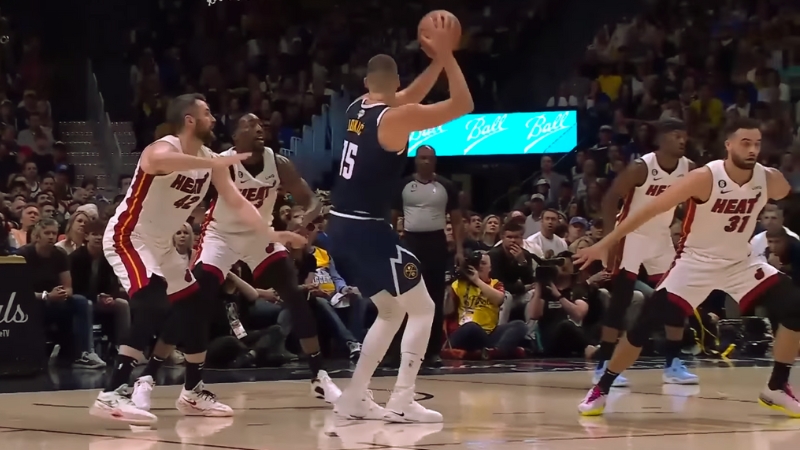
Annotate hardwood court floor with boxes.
[1,366,800,449]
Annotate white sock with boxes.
[395,281,434,391]
[343,291,405,396]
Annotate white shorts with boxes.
[103,232,196,300]
[656,253,780,314]
[194,228,288,280]
[613,232,674,281]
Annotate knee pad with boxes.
[627,289,685,347]
[762,276,800,332]
[603,273,637,330]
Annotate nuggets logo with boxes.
[403,263,419,280]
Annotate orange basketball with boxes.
[418,10,461,52]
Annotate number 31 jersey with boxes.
[106,135,214,243]
[204,146,281,234]
[679,159,767,264]
[330,97,407,218]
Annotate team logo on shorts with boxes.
[755,268,764,280]
[403,263,419,280]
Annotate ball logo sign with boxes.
[407,111,577,157]
[0,292,29,338]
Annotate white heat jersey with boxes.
[679,160,768,263]
[106,135,214,242]
[204,147,281,234]
[619,153,691,238]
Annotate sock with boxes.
[395,313,431,391]
[768,362,792,391]
[595,341,616,368]
[185,362,204,390]
[663,339,683,368]
[346,313,403,395]
[308,352,323,379]
[597,369,620,395]
[104,355,137,392]
[141,355,164,378]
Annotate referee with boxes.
[392,145,463,367]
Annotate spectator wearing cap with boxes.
[534,178,550,201]
[566,216,589,246]
[523,193,545,238]
[524,209,568,258]
[392,145,462,367]
[538,156,567,203]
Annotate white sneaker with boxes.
[132,375,155,411]
[311,370,342,403]
[578,386,607,416]
[383,387,442,423]
[74,352,107,369]
[175,382,233,417]
[89,385,157,425]
[334,390,386,420]
[758,385,800,418]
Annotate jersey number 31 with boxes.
[338,140,358,180]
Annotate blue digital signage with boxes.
[406,111,577,157]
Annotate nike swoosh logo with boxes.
[721,190,732,194]
[391,411,405,417]
[186,400,197,406]
[239,180,249,184]
[653,177,662,181]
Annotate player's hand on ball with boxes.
[213,152,251,168]
[419,15,456,57]
[275,231,307,249]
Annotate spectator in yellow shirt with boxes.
[597,65,622,102]
[690,84,724,128]
[446,251,528,358]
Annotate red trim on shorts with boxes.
[252,249,289,280]
[191,198,217,268]
[667,292,694,316]
[656,199,697,290]
[168,282,200,303]
[610,192,634,276]
[647,273,665,285]
[739,273,780,315]
[112,168,155,297]
[201,262,226,284]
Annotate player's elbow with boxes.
[455,96,474,115]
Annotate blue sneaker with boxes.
[662,359,699,385]
[591,361,630,388]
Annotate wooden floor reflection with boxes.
[1,366,800,449]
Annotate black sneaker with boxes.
[424,354,443,368]
[347,341,362,362]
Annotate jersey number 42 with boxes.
[338,140,358,180]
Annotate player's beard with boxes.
[195,126,215,145]
[730,152,756,170]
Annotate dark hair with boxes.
[367,54,397,74]
[468,211,481,220]
[501,221,524,235]
[117,174,133,189]
[766,227,788,239]
[723,117,761,138]
[167,93,207,130]
[542,208,561,219]
[41,173,55,182]
[591,218,604,229]
[39,200,54,208]
[23,159,37,168]
[23,202,39,211]
[82,176,97,188]
[84,219,106,235]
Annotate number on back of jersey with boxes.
[339,140,358,179]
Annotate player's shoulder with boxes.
[145,135,180,153]
[218,147,235,157]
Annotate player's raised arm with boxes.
[766,167,791,201]
[275,154,321,226]
[395,60,444,106]
[601,159,647,237]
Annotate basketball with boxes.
[418,10,461,52]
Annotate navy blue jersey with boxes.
[330,98,407,218]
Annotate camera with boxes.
[456,250,484,280]
[530,253,567,285]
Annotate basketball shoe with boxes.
[662,359,699,385]
[578,386,607,416]
[90,384,158,425]
[311,370,342,403]
[758,385,800,418]
[333,390,386,420]
[383,386,443,423]
[175,382,233,417]
[592,361,629,388]
[131,375,155,411]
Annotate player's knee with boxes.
[401,282,435,317]
[627,289,681,347]
[765,276,800,332]
[129,276,170,324]
[603,273,637,330]
[193,263,225,290]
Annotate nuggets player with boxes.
[327,14,473,423]
[576,118,800,417]
[191,113,340,400]
[91,94,289,424]
[594,119,698,387]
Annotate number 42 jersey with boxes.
[330,98,407,218]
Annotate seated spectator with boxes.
[765,228,800,284]
[22,160,41,196]
[56,210,91,254]
[39,200,56,222]
[16,112,54,150]
[464,212,490,251]
[446,251,527,358]
[69,220,131,347]
[173,223,193,268]
[551,181,575,215]
[17,218,105,368]
[524,209,568,257]
[480,215,501,249]
[577,180,603,222]
[588,219,604,241]
[0,211,13,255]
[566,217,589,246]
[751,204,798,262]
[523,194,545,238]
[10,203,39,248]
[526,251,593,357]
[488,221,535,324]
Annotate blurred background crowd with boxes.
[1,0,800,373]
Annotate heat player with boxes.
[91,94,294,425]
[327,16,473,423]
[192,113,340,400]
[594,119,698,387]
[576,118,800,418]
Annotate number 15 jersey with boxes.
[679,160,767,264]
[330,98,407,218]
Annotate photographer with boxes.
[526,251,594,357]
[446,251,527,358]
[488,221,535,324]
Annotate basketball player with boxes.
[327,16,473,423]
[90,94,304,424]
[594,119,698,387]
[576,118,800,417]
